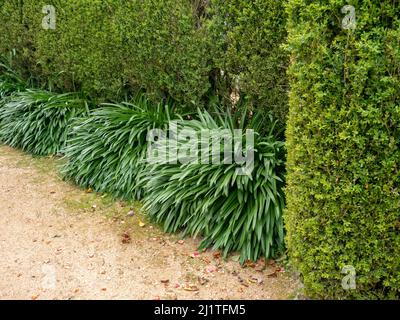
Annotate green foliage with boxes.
[61,95,176,200]
[141,109,285,262]
[0,90,88,155]
[0,0,288,119]
[32,0,123,97]
[285,0,400,299]
[0,1,36,77]
[207,0,289,123]
[116,0,212,106]
[0,62,26,100]
[0,0,211,104]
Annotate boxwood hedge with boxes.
[285,0,400,299]
[0,0,288,119]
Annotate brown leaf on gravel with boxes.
[213,252,221,259]
[161,279,170,284]
[266,270,278,278]
[138,221,146,228]
[201,257,211,264]
[31,294,39,300]
[237,277,249,287]
[249,275,264,285]
[198,276,209,286]
[121,232,131,244]
[244,260,256,268]
[183,284,199,292]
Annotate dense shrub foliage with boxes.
[61,96,176,200]
[0,90,88,155]
[208,0,288,123]
[0,2,35,78]
[116,0,211,106]
[285,0,400,299]
[0,0,288,119]
[0,60,26,100]
[141,110,286,262]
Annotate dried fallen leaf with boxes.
[266,270,278,278]
[238,278,249,287]
[249,275,264,285]
[121,232,131,244]
[161,279,170,284]
[177,240,185,245]
[183,284,199,292]
[198,277,209,286]
[255,261,267,272]
[244,260,256,268]
[213,252,221,259]
[31,294,39,300]
[201,257,211,264]
[138,221,146,228]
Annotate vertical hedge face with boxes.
[285,0,400,298]
[207,0,288,123]
[0,0,288,119]
[0,0,211,104]
[0,0,36,76]
[116,0,212,106]
[22,0,123,98]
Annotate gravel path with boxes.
[0,145,298,300]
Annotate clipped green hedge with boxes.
[116,0,211,106]
[0,1,37,77]
[285,0,400,299]
[8,0,123,98]
[208,0,289,123]
[0,0,211,105]
[0,0,288,118]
